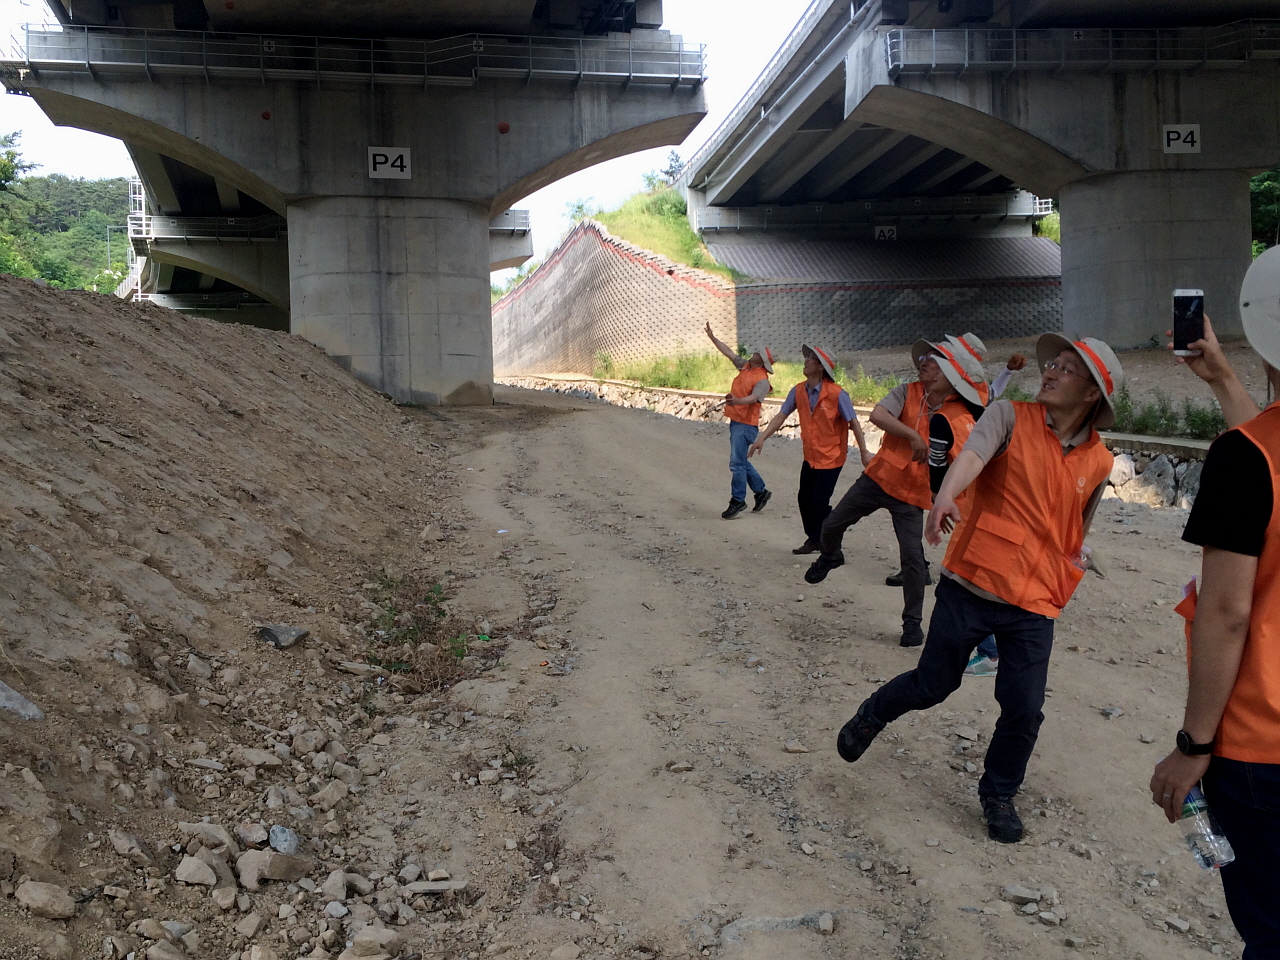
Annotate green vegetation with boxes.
[1253,164,1280,253]
[1033,209,1060,244]
[0,133,131,290]
[1111,383,1227,441]
[596,186,744,280]
[592,350,900,407]
[491,260,537,304]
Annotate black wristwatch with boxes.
[1176,730,1215,756]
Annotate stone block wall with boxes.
[492,220,1062,374]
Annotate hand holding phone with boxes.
[1173,290,1205,356]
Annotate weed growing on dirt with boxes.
[592,352,899,405]
[1111,384,1227,440]
[361,571,505,695]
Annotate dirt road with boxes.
[0,274,1242,959]
[411,386,1237,959]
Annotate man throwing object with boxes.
[835,334,1121,844]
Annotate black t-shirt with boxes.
[1182,429,1274,557]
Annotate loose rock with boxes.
[258,624,310,649]
[16,880,76,919]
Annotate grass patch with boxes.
[1112,384,1227,440]
[596,188,745,281]
[593,351,899,406]
[359,572,504,698]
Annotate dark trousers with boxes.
[1203,756,1280,959]
[798,462,842,544]
[820,473,926,627]
[865,577,1055,799]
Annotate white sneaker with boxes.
[963,654,999,677]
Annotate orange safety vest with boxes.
[726,365,771,426]
[1211,404,1280,763]
[976,382,991,405]
[943,402,1112,619]
[864,381,976,510]
[795,379,850,470]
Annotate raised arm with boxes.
[705,322,745,367]
[1171,315,1259,428]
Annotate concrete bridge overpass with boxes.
[4,0,704,403]
[682,0,1280,347]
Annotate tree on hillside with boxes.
[566,197,599,223]
[1252,165,1280,252]
[661,150,684,184]
[0,132,36,193]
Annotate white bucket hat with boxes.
[911,339,984,407]
[1035,333,1124,431]
[801,344,838,381]
[1241,246,1280,369]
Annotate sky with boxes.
[0,0,814,268]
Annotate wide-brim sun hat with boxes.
[753,347,775,374]
[944,334,987,384]
[802,343,838,381]
[911,339,985,407]
[1036,333,1124,431]
[958,332,987,360]
[1240,245,1280,369]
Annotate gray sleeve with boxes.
[960,399,1017,463]
[880,384,908,418]
[750,377,772,401]
[990,367,1014,399]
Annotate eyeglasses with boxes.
[916,355,941,370]
[1044,359,1090,382]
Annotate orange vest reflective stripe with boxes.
[726,366,770,426]
[942,402,1112,618]
[976,382,991,405]
[1214,405,1280,763]
[864,382,976,510]
[795,379,850,470]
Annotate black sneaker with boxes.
[900,621,924,647]
[804,551,845,584]
[792,540,820,555]
[752,489,772,512]
[981,795,1024,844]
[885,567,934,587]
[721,499,747,520]
[836,700,886,763]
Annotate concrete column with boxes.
[1059,170,1252,349]
[287,197,494,405]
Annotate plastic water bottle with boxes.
[1179,785,1235,870]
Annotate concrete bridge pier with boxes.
[288,197,493,405]
[1060,170,1253,345]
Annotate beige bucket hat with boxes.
[911,339,985,407]
[945,334,988,385]
[801,344,838,381]
[1035,333,1124,430]
[752,347,775,374]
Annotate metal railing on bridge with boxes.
[695,193,1053,232]
[886,20,1280,75]
[134,291,268,309]
[10,24,705,89]
[129,213,287,245]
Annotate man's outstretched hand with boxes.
[1005,354,1028,372]
[926,496,960,545]
[1166,315,1229,385]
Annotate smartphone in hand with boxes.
[1173,289,1205,356]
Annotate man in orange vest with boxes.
[805,340,984,647]
[835,334,1121,845]
[747,344,872,553]
[705,323,774,520]
[1149,311,1280,955]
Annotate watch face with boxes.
[1177,730,1191,754]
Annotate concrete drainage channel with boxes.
[500,376,1211,509]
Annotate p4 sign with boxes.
[1163,125,1201,154]
[368,147,412,179]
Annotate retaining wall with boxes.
[492,219,1062,375]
